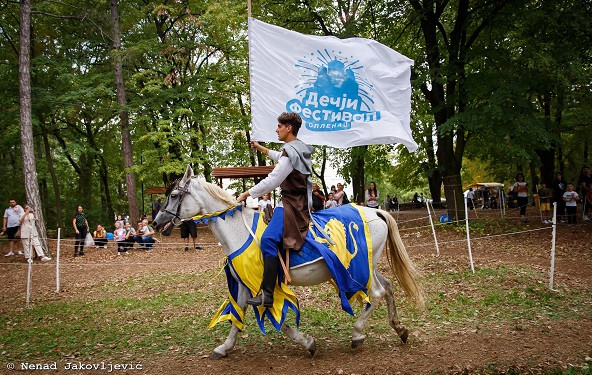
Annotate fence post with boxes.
[549,202,558,291]
[464,196,475,273]
[56,228,61,293]
[26,232,33,309]
[426,200,440,257]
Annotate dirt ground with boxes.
[1,207,591,374]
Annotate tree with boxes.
[19,0,49,251]
[110,0,140,225]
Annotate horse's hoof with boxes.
[351,338,365,349]
[209,351,227,360]
[399,329,409,344]
[308,339,317,357]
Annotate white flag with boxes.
[249,18,417,151]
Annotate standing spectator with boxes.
[115,214,124,229]
[551,172,567,221]
[258,193,273,212]
[72,205,89,257]
[420,192,425,207]
[334,183,347,206]
[466,188,476,210]
[330,185,337,195]
[134,220,155,250]
[19,204,51,262]
[563,184,579,225]
[311,183,325,212]
[325,192,337,209]
[577,166,592,221]
[123,222,136,250]
[2,199,24,256]
[153,198,163,220]
[513,173,528,222]
[385,195,392,211]
[490,188,499,209]
[114,221,127,255]
[365,182,379,209]
[93,225,108,249]
[539,182,552,223]
[412,192,421,208]
[180,219,203,251]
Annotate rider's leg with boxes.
[247,208,283,307]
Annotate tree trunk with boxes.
[19,0,48,251]
[110,0,139,225]
[351,146,366,204]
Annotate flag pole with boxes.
[248,0,251,17]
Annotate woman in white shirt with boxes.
[365,182,379,209]
[258,193,273,212]
[19,204,51,261]
[513,173,528,221]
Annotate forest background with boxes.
[1,0,590,235]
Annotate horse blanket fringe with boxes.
[209,204,373,334]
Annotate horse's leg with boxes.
[376,271,409,343]
[351,273,385,348]
[210,285,249,359]
[281,324,317,357]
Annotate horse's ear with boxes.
[180,164,194,186]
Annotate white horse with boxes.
[153,165,423,359]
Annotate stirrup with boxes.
[246,293,273,307]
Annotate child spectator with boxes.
[539,182,552,223]
[114,221,127,255]
[325,193,337,209]
[563,184,579,225]
[93,225,108,248]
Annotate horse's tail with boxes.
[377,210,424,308]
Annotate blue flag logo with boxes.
[286,49,381,132]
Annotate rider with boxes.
[236,112,314,307]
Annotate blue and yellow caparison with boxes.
[209,204,373,334]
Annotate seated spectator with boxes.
[391,194,399,211]
[134,220,155,250]
[19,204,51,262]
[115,214,124,230]
[123,222,136,250]
[93,225,108,249]
[325,193,337,209]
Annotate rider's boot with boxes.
[246,256,279,307]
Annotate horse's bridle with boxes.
[161,179,191,225]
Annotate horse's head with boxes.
[153,165,205,235]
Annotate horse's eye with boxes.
[171,194,178,199]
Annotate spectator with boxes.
[577,166,591,221]
[134,220,155,250]
[140,212,147,221]
[311,183,325,212]
[72,205,89,257]
[334,183,347,206]
[258,193,273,212]
[330,185,336,195]
[2,199,24,257]
[180,219,203,251]
[513,173,528,222]
[482,187,491,209]
[325,192,337,209]
[93,225,108,249]
[420,192,425,207]
[114,221,127,255]
[563,183,579,225]
[490,189,499,209]
[123,222,136,250]
[153,198,163,220]
[585,182,592,221]
[412,192,421,208]
[551,172,567,221]
[385,195,392,211]
[539,182,552,223]
[391,194,399,211]
[19,204,51,262]
[115,214,124,230]
[365,181,379,209]
[466,188,476,210]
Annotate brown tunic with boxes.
[280,150,311,251]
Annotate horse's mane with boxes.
[193,177,237,206]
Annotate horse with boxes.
[153,165,423,359]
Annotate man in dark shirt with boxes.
[311,183,325,212]
[578,166,592,220]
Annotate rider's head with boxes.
[277,112,302,136]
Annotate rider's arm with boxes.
[249,156,292,199]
